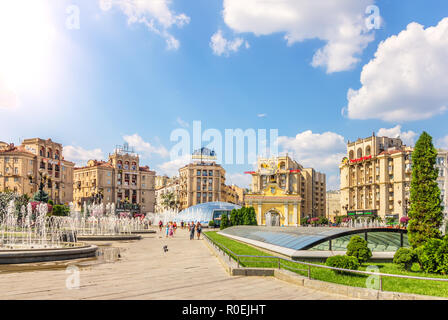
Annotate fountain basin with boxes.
[0,244,98,264]
[77,234,142,241]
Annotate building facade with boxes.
[0,138,74,204]
[326,190,341,222]
[73,145,155,213]
[245,155,326,226]
[339,134,413,220]
[436,150,448,227]
[178,161,227,211]
[155,176,180,213]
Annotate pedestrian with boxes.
[189,222,195,240]
[173,222,177,234]
[165,222,170,238]
[181,221,184,229]
[196,222,202,240]
[169,222,174,237]
[159,220,163,232]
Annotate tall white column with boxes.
[284,203,289,226]
[293,203,298,226]
[258,203,262,225]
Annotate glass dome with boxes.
[176,202,241,224]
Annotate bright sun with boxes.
[0,0,56,106]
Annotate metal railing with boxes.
[203,233,448,292]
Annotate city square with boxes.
[1,0,448,310]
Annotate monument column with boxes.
[258,202,262,225]
[284,203,289,226]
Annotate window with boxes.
[197,170,201,176]
[13,157,18,163]
[14,177,18,182]
[209,170,213,176]
[107,180,111,185]
[108,172,111,177]
[142,183,145,187]
[203,170,207,176]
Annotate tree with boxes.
[408,132,444,248]
[346,236,372,263]
[161,192,179,211]
[220,214,229,230]
[33,190,49,203]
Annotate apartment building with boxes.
[0,138,74,204]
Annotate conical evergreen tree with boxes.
[408,131,444,248]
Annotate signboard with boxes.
[347,210,378,217]
[259,159,278,176]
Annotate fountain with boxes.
[69,202,147,241]
[0,198,97,264]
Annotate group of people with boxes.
[188,221,202,240]
[157,220,202,240]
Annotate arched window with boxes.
[357,148,363,159]
[132,162,137,170]
[47,148,53,159]
[124,161,130,170]
[349,150,354,160]
[365,146,371,156]
[117,160,122,169]
[279,161,286,170]
[39,146,45,157]
[55,150,60,160]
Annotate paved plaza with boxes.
[0,229,350,300]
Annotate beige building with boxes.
[436,150,448,225]
[326,190,341,222]
[155,176,180,213]
[178,161,227,211]
[339,134,413,220]
[245,155,326,226]
[73,145,155,213]
[0,138,74,204]
[224,184,245,205]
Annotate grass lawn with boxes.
[205,231,448,298]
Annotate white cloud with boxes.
[327,174,340,191]
[0,77,18,109]
[221,0,376,72]
[157,154,190,176]
[100,0,190,50]
[210,29,249,56]
[347,18,448,122]
[436,136,448,150]
[226,172,251,189]
[257,113,267,118]
[63,146,105,166]
[176,117,189,128]
[123,134,169,158]
[377,125,417,146]
[278,130,346,173]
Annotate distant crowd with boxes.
[158,220,202,240]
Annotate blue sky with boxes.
[1,0,448,189]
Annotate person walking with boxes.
[165,222,170,238]
[159,220,163,232]
[173,222,177,234]
[196,222,202,240]
[169,222,174,238]
[189,222,195,240]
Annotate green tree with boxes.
[33,190,49,203]
[220,214,229,230]
[346,236,372,263]
[230,208,239,226]
[161,192,179,211]
[408,132,444,248]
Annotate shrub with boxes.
[419,236,448,274]
[220,214,229,230]
[208,220,215,228]
[52,204,70,217]
[393,248,415,270]
[346,236,372,263]
[325,255,360,274]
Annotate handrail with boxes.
[203,232,448,292]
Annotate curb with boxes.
[203,238,446,300]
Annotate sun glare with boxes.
[0,0,56,100]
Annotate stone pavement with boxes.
[0,228,351,300]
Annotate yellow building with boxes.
[326,190,341,222]
[0,138,74,204]
[245,155,326,226]
[339,134,412,220]
[73,144,155,213]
